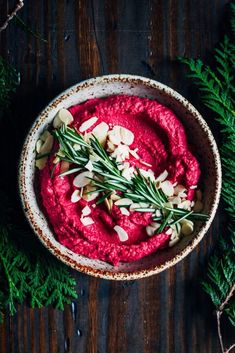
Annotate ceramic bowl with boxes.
[19,74,221,280]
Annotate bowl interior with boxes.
[19,75,221,279]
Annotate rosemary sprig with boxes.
[52,124,208,232]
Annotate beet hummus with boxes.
[37,95,201,266]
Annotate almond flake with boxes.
[119,127,134,145]
[92,122,109,146]
[146,226,156,236]
[84,160,93,172]
[73,144,81,151]
[82,205,91,216]
[168,196,181,205]
[110,193,121,201]
[129,148,140,159]
[35,157,47,170]
[82,185,99,202]
[36,139,43,153]
[156,170,168,182]
[53,156,60,164]
[190,185,197,190]
[140,160,152,167]
[178,200,191,210]
[165,228,173,235]
[174,184,186,196]
[71,190,81,203]
[120,207,130,216]
[139,168,155,182]
[79,117,98,133]
[40,132,54,155]
[114,198,133,206]
[104,198,112,213]
[108,126,122,145]
[155,209,162,217]
[169,237,180,247]
[73,171,93,188]
[106,140,116,152]
[114,225,129,242]
[122,166,135,181]
[161,180,174,197]
[81,216,94,226]
[53,108,74,128]
[40,130,51,142]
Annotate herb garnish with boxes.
[52,124,208,233]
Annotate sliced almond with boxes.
[73,144,81,151]
[178,200,191,210]
[146,222,160,236]
[161,180,174,197]
[120,207,130,216]
[190,185,197,190]
[79,116,98,133]
[106,140,116,152]
[193,200,203,212]
[73,171,93,188]
[80,216,94,226]
[156,170,168,182]
[155,209,162,218]
[114,198,133,206]
[146,226,156,236]
[92,122,109,146]
[82,205,91,216]
[169,237,180,247]
[139,168,155,182]
[71,190,81,203]
[168,196,182,205]
[129,148,140,160]
[181,220,194,236]
[35,157,47,170]
[53,156,60,164]
[84,160,93,172]
[104,198,112,213]
[82,185,99,202]
[120,127,134,145]
[108,126,122,145]
[53,108,74,128]
[110,192,121,201]
[122,166,135,181]
[165,228,173,235]
[40,130,51,142]
[140,160,152,167]
[111,144,129,162]
[36,139,43,153]
[114,225,129,242]
[40,133,54,155]
[174,184,186,197]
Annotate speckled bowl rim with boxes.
[19,74,222,280]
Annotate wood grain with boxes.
[0,0,232,352]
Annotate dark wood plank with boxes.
[0,0,232,352]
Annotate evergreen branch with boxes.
[0,57,78,322]
[179,2,235,352]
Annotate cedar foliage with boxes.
[179,2,235,328]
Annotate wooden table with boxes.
[0,1,233,352]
